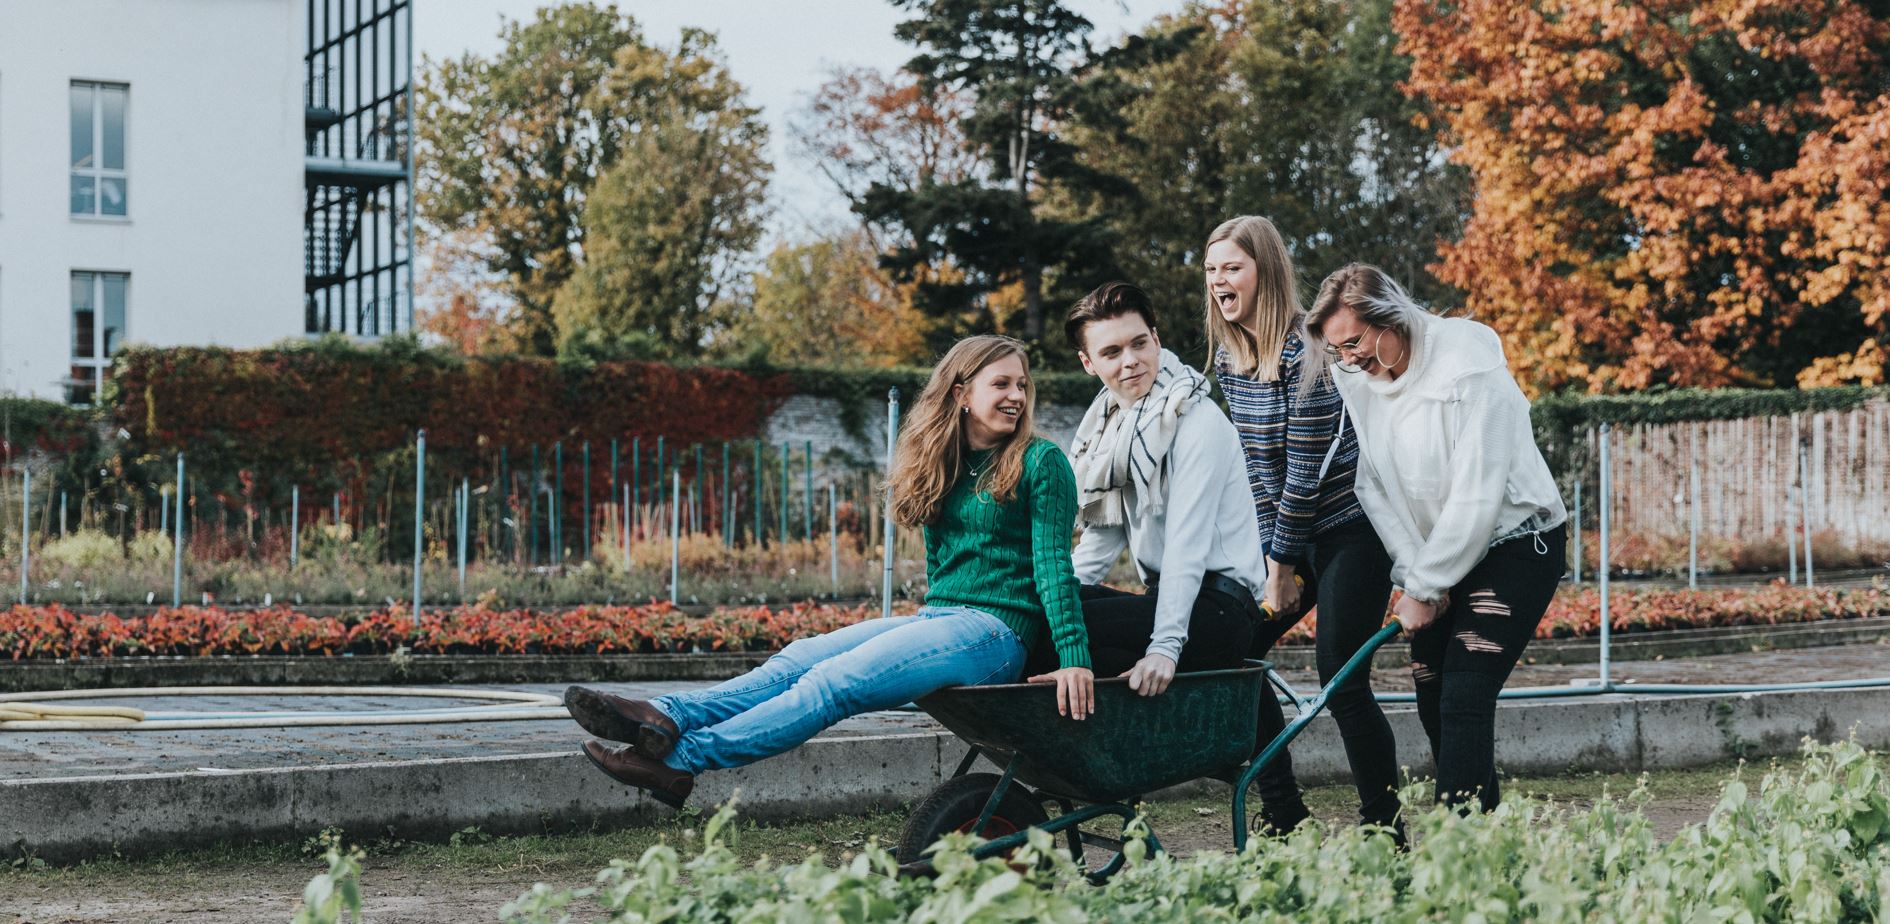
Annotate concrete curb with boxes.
[8,617,1887,692]
[5,684,1888,862]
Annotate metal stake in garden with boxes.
[752,439,763,547]
[1571,479,1582,583]
[173,454,185,608]
[669,469,682,604]
[553,441,564,566]
[1799,438,1814,588]
[458,477,470,599]
[1688,440,1700,591]
[582,440,591,559]
[413,429,426,626]
[17,468,28,605]
[290,484,301,568]
[829,481,838,598]
[1597,423,1612,690]
[883,388,900,619]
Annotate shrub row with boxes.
[0,601,873,660]
[295,739,1890,923]
[5,583,1884,660]
[15,338,1878,480]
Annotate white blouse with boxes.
[1332,313,1567,602]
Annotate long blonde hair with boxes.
[1204,216,1300,380]
[888,336,1037,527]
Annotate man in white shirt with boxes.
[1048,281,1312,833]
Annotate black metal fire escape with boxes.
[304,0,413,338]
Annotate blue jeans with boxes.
[653,606,1027,774]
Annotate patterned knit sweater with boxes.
[1215,333,1367,563]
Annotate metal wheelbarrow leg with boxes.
[1231,618,1404,852]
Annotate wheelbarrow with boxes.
[895,618,1405,881]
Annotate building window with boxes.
[70,81,128,218]
[70,271,127,404]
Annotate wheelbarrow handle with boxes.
[1231,618,1404,852]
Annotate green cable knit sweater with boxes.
[922,437,1090,671]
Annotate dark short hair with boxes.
[1065,281,1158,351]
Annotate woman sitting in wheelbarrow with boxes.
[565,335,1096,807]
[1053,281,1312,834]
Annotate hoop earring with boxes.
[1374,328,1407,371]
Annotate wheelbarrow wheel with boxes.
[896,772,1049,866]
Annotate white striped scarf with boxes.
[1071,348,1210,528]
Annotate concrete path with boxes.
[3,644,1887,862]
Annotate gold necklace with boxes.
[967,449,993,478]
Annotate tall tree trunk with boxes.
[1021,263,1043,341]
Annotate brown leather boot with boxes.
[581,740,694,808]
[564,685,679,759]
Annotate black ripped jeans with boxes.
[1252,519,1400,829]
[1306,519,1400,828]
[1409,525,1567,812]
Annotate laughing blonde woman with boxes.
[1206,215,1401,837]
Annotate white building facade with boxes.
[0,0,307,402]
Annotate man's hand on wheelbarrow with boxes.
[1121,653,1176,697]
[1025,666,1095,720]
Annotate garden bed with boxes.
[3,584,1887,663]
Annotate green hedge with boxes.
[776,365,1098,436]
[0,396,98,460]
[1530,384,1890,432]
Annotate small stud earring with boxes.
[961,406,969,414]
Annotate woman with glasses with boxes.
[1204,216,1401,838]
[1305,263,1567,813]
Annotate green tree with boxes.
[553,33,770,359]
[416,4,768,356]
[859,0,1174,348]
[717,230,934,367]
[1063,0,1468,364]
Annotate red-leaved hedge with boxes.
[0,601,876,660]
[3,584,1884,660]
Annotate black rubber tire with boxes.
[896,773,1050,866]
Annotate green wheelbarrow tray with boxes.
[899,619,1404,879]
[915,660,1270,804]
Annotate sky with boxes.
[416,0,1185,245]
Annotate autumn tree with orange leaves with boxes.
[1398,0,1890,393]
